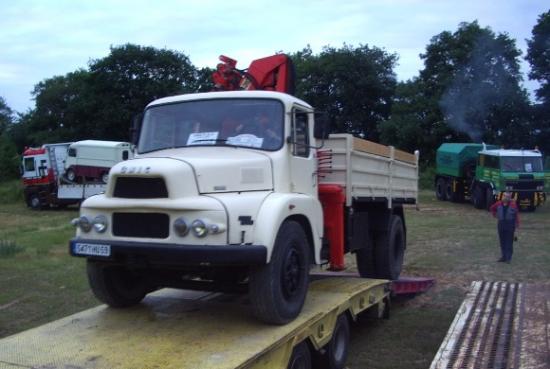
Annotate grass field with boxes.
[1,187,549,368]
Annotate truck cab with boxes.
[474,148,547,211]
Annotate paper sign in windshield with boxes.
[227,134,264,148]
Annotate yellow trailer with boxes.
[0,277,389,369]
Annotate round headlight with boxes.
[78,216,92,233]
[191,219,208,238]
[174,217,189,236]
[93,215,108,233]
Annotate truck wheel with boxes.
[29,194,43,210]
[66,168,76,182]
[87,260,147,308]
[445,180,454,202]
[249,220,310,325]
[435,178,446,201]
[355,235,376,278]
[287,341,311,369]
[374,215,405,280]
[472,186,485,209]
[485,188,494,211]
[313,314,350,369]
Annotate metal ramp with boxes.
[430,281,550,369]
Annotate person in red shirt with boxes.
[489,192,520,263]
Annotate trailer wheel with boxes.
[249,220,310,325]
[313,314,350,369]
[374,215,405,280]
[287,341,311,369]
[87,260,147,308]
[472,186,485,209]
[435,178,446,201]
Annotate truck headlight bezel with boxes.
[191,219,208,238]
[173,217,189,237]
[75,215,92,233]
[93,215,108,233]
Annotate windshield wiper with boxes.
[191,139,228,144]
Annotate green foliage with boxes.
[291,44,397,140]
[0,134,20,181]
[383,21,532,164]
[419,166,436,190]
[0,179,24,203]
[0,96,13,134]
[526,10,550,104]
[0,240,24,258]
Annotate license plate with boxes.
[73,243,111,257]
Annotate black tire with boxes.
[249,220,310,325]
[355,234,376,278]
[485,188,494,211]
[313,314,350,369]
[445,180,454,202]
[287,341,312,369]
[374,215,405,280]
[66,168,76,182]
[29,194,43,210]
[87,260,148,308]
[435,178,447,201]
[472,186,485,209]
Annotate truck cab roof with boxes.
[147,91,313,110]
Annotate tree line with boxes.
[1,14,549,181]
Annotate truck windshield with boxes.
[138,98,284,153]
[501,156,543,172]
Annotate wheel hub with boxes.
[281,247,301,299]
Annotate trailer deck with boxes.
[430,281,550,369]
[0,277,390,369]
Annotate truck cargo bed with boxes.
[0,278,389,369]
[320,134,419,206]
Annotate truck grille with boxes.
[113,177,168,198]
[505,180,544,191]
[112,213,169,238]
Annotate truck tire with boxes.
[87,260,148,308]
[66,168,76,182]
[445,180,454,202]
[485,188,494,211]
[472,186,485,209]
[435,178,446,201]
[313,314,350,369]
[29,194,43,210]
[355,235,376,278]
[374,215,405,280]
[287,341,311,369]
[249,220,310,325]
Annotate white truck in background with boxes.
[21,141,132,209]
[64,140,134,184]
[69,90,419,325]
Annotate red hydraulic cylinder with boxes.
[318,184,346,271]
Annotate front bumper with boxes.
[69,239,267,266]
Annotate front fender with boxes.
[255,193,323,264]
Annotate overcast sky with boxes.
[1,0,547,113]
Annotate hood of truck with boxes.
[138,147,273,194]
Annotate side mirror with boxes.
[130,113,143,145]
[314,112,330,139]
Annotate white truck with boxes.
[69,90,419,325]
[64,140,134,184]
[21,141,132,209]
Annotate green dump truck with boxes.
[435,143,548,211]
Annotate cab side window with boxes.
[24,158,35,172]
[292,111,309,157]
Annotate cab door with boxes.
[289,107,317,195]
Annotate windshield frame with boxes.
[500,155,544,173]
[137,97,286,154]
